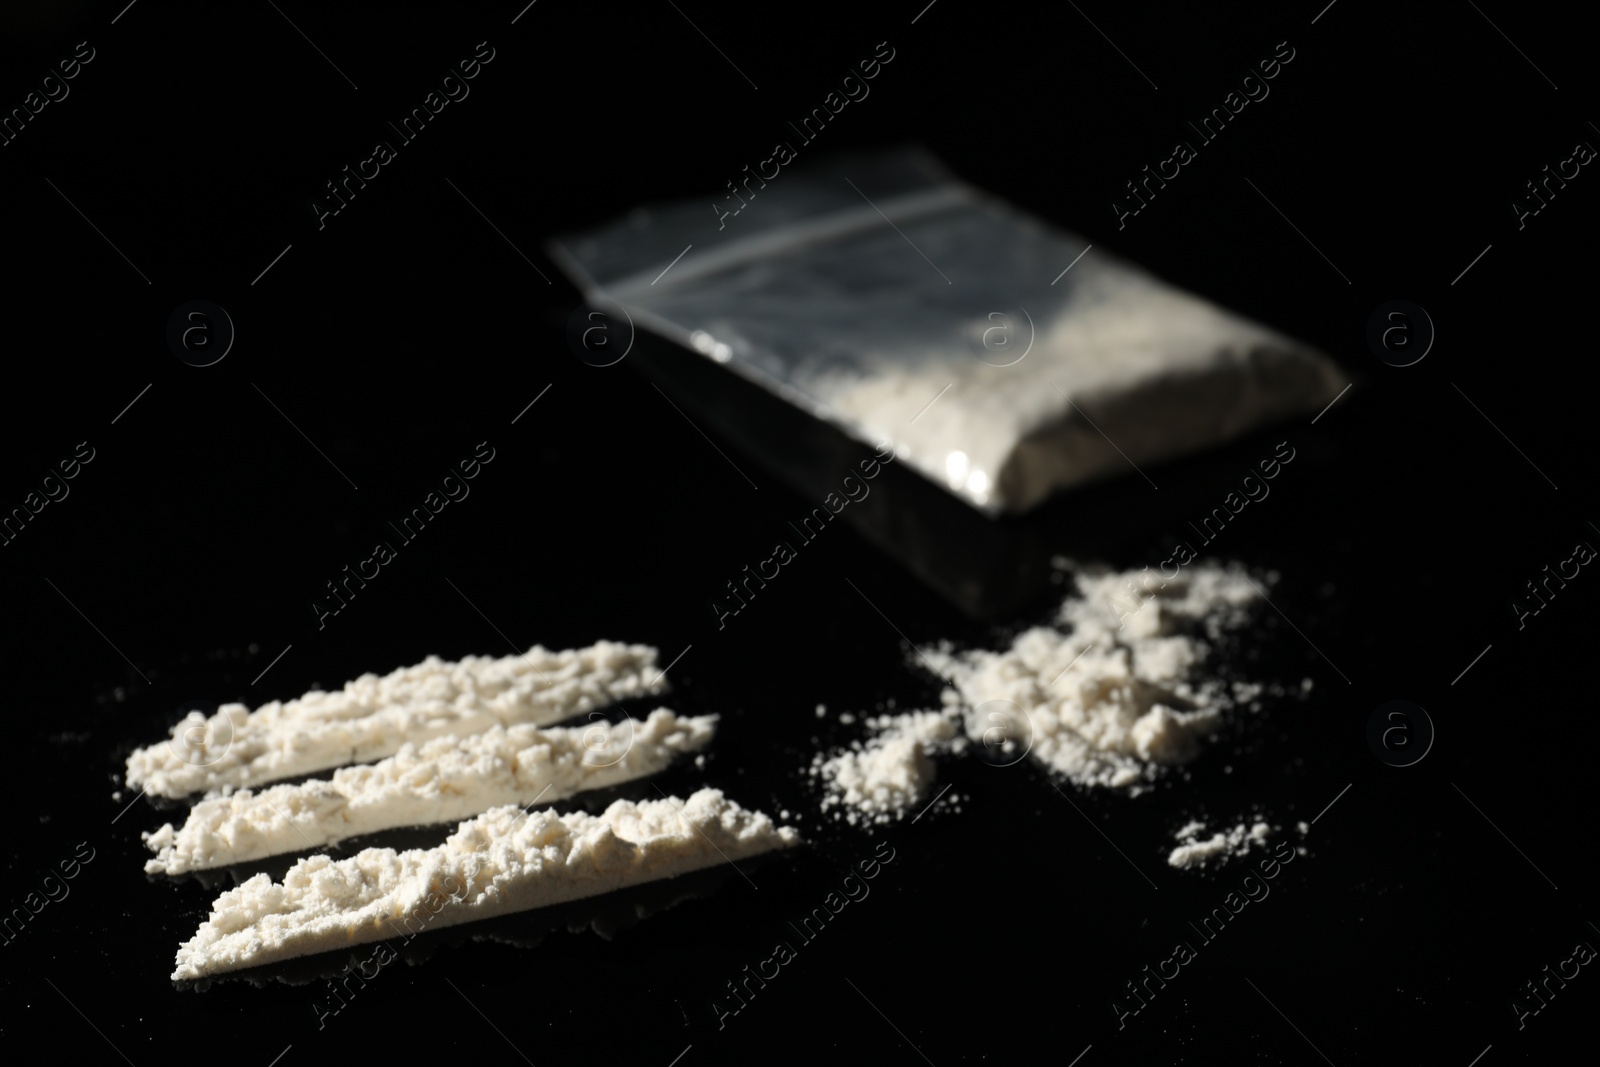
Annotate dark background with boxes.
[1,1,1595,1062]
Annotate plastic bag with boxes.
[548,146,1345,516]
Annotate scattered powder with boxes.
[811,709,966,824]
[142,709,715,875]
[171,788,797,979]
[924,562,1268,792]
[1167,819,1273,869]
[126,641,668,798]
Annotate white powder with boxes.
[820,252,1347,514]
[925,562,1266,791]
[142,709,715,875]
[127,641,667,798]
[171,788,797,979]
[811,709,965,824]
[1167,819,1272,869]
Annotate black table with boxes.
[2,2,1594,1062]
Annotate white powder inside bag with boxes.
[819,249,1347,515]
[171,788,797,979]
[126,641,668,798]
[142,709,715,875]
[925,562,1265,792]
[1167,819,1273,869]
[811,709,966,823]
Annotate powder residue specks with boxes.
[924,562,1266,792]
[811,709,966,824]
[1167,819,1272,869]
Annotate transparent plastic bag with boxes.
[548,146,1345,516]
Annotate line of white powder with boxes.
[126,641,667,798]
[171,788,798,979]
[142,709,716,875]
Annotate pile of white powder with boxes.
[810,709,966,824]
[927,561,1270,792]
[811,561,1288,822]
[1167,819,1273,869]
